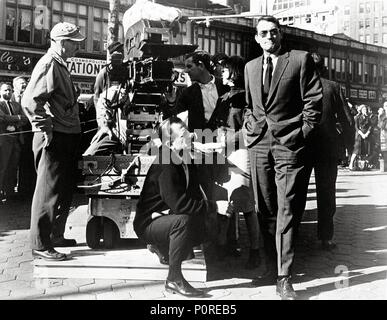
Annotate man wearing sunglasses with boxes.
[243,15,322,300]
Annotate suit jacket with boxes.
[133,154,217,236]
[243,48,323,150]
[311,78,353,159]
[0,100,28,146]
[173,78,229,132]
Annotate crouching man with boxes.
[133,117,229,297]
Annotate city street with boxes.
[0,168,386,300]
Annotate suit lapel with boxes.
[266,51,289,106]
[251,57,263,108]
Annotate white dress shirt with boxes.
[262,48,281,83]
[199,76,218,122]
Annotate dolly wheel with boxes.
[86,217,102,249]
[103,219,119,249]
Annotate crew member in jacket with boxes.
[243,16,322,300]
[133,117,229,298]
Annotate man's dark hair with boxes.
[224,55,245,89]
[256,15,281,31]
[157,116,185,145]
[311,52,327,76]
[184,50,212,72]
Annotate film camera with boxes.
[78,18,197,248]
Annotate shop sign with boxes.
[368,90,376,100]
[173,68,191,87]
[66,57,106,77]
[350,88,358,98]
[74,81,94,94]
[359,89,368,99]
[0,49,43,72]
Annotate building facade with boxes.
[250,0,387,48]
[0,0,134,92]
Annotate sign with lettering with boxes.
[350,88,358,98]
[173,68,191,87]
[359,89,368,99]
[0,50,43,72]
[66,57,106,77]
[368,90,376,100]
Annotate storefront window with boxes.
[63,2,77,13]
[6,7,16,41]
[94,8,102,19]
[18,9,32,43]
[53,0,61,11]
[79,18,87,50]
[19,0,32,5]
[79,5,87,16]
[93,22,102,51]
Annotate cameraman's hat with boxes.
[108,42,124,55]
[50,22,85,41]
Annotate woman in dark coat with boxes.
[349,104,372,170]
[209,56,261,269]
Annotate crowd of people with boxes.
[1,16,387,300]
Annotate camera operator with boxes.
[93,42,125,109]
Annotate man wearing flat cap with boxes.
[22,22,85,261]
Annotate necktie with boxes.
[6,101,14,115]
[263,56,273,104]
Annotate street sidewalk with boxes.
[0,168,386,300]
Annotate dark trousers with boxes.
[304,155,338,241]
[141,214,205,281]
[0,138,21,195]
[30,131,80,250]
[18,132,36,197]
[249,129,308,276]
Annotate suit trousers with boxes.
[141,214,205,280]
[305,156,338,241]
[248,129,308,276]
[30,131,80,250]
[0,138,21,195]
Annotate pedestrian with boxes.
[208,55,262,268]
[211,52,229,80]
[133,117,229,297]
[0,82,29,203]
[303,52,353,250]
[11,76,36,197]
[349,105,372,170]
[378,102,387,168]
[21,22,86,261]
[243,15,322,299]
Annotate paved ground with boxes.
[0,168,386,300]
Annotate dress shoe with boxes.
[321,240,337,251]
[276,276,297,300]
[165,278,205,297]
[147,244,169,265]
[245,248,261,269]
[51,237,77,247]
[32,248,67,261]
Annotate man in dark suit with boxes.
[243,16,322,300]
[303,53,353,250]
[134,117,229,297]
[0,82,29,203]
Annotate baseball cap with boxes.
[108,41,124,55]
[50,22,85,41]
